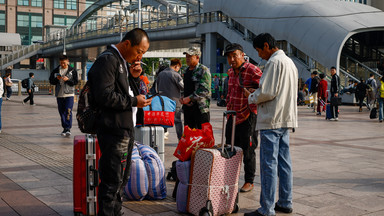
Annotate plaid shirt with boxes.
[226,62,262,124]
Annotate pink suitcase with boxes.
[187,111,243,216]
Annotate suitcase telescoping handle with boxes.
[221,111,236,153]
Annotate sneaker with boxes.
[65,129,71,137]
[329,118,336,121]
[316,112,321,116]
[30,104,36,106]
[335,117,339,121]
[6,97,10,100]
[22,101,25,105]
[240,182,254,192]
[274,203,293,213]
[0,130,2,133]
[61,129,67,137]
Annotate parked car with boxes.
[10,79,39,93]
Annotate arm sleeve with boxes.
[65,69,79,86]
[49,68,59,85]
[90,55,136,111]
[189,68,211,102]
[249,61,280,105]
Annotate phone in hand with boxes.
[147,92,160,99]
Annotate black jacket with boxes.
[310,76,320,93]
[88,46,138,136]
[49,66,78,96]
[331,74,340,95]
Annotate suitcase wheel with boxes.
[199,200,213,216]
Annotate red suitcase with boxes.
[73,134,100,216]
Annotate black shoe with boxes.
[244,210,265,216]
[274,203,293,213]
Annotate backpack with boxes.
[367,79,373,92]
[76,82,98,134]
[21,78,29,88]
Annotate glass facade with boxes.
[67,0,77,10]
[17,12,43,45]
[54,0,65,9]
[18,0,29,6]
[31,0,42,7]
[54,15,76,27]
[0,11,5,32]
[0,0,5,4]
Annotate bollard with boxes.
[18,80,22,96]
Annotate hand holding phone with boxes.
[147,92,160,99]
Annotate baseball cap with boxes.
[224,43,243,56]
[183,47,201,57]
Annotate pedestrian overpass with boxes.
[2,0,384,86]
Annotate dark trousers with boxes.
[23,89,34,105]
[57,97,74,130]
[225,113,257,184]
[6,86,12,98]
[183,104,210,129]
[330,94,339,118]
[357,95,365,109]
[97,133,133,216]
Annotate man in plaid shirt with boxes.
[225,43,262,192]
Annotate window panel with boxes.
[67,0,77,10]
[0,0,5,4]
[86,0,97,9]
[31,0,42,7]
[0,11,5,32]
[54,0,64,9]
[18,0,29,6]
[17,13,43,45]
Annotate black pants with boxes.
[357,95,365,109]
[330,94,339,118]
[97,132,133,216]
[225,113,257,184]
[24,89,34,105]
[183,104,210,129]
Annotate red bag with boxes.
[173,123,215,161]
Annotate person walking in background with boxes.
[213,74,220,100]
[356,79,368,112]
[49,55,79,137]
[376,76,384,122]
[330,67,340,121]
[153,58,184,140]
[87,28,152,216]
[139,72,150,92]
[180,46,211,129]
[366,73,377,110]
[309,71,320,113]
[224,43,262,193]
[4,71,13,100]
[244,33,298,216]
[303,74,312,108]
[317,73,328,115]
[23,73,36,106]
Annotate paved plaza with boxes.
[0,95,383,216]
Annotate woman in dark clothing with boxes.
[355,79,367,112]
[128,63,148,126]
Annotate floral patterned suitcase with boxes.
[187,111,243,216]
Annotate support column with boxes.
[81,49,87,81]
[202,33,217,75]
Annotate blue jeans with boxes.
[57,97,74,130]
[6,86,12,98]
[379,97,384,121]
[258,128,293,216]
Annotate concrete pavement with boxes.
[0,94,383,216]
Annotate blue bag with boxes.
[141,95,176,128]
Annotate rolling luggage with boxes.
[325,104,332,120]
[73,134,100,216]
[134,126,165,162]
[187,111,243,216]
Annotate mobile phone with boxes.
[147,92,160,99]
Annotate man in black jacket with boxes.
[87,28,151,216]
[330,66,340,121]
[309,71,320,113]
[49,55,78,137]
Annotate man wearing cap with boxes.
[180,47,211,129]
[224,43,262,192]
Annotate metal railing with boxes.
[0,44,41,70]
